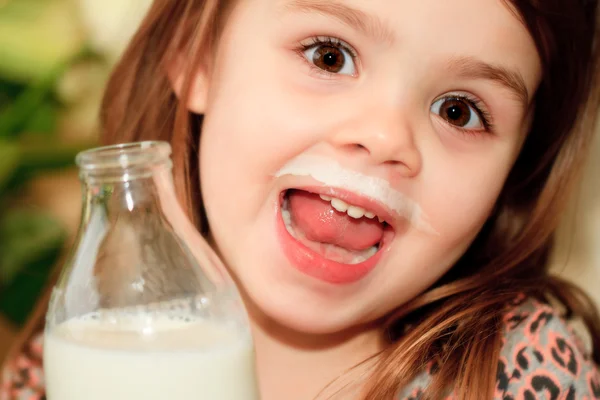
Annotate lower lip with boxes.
[275,196,387,285]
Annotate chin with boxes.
[206,179,428,336]
[248,286,369,335]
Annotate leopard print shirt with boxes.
[2,297,599,400]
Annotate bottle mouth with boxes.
[76,141,172,181]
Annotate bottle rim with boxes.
[75,141,172,182]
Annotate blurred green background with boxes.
[0,0,151,360]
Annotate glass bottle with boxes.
[43,141,260,400]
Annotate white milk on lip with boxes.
[44,312,260,400]
[274,154,438,235]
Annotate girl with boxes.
[3,0,600,399]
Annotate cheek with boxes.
[422,149,514,252]
[369,152,514,315]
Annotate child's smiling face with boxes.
[187,0,542,333]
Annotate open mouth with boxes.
[277,188,395,283]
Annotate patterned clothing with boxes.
[1,333,45,400]
[1,297,599,400]
[398,296,600,399]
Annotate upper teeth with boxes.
[320,195,383,222]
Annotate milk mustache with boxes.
[44,312,260,400]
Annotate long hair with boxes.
[6,0,599,398]
[102,0,600,398]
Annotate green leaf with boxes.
[0,139,20,190]
[0,61,67,138]
[0,244,61,326]
[22,101,59,136]
[0,79,25,109]
[0,209,66,285]
[0,209,66,325]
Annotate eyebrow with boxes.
[285,0,396,45]
[446,56,530,108]
[284,1,530,108]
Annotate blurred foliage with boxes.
[0,0,151,325]
[0,0,85,82]
[0,63,94,324]
[0,211,65,324]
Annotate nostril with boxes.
[385,160,403,166]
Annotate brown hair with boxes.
[101,1,600,397]
[5,0,600,398]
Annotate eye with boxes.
[301,37,357,76]
[431,96,490,131]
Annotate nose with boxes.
[330,107,422,178]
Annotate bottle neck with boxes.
[75,141,176,225]
[77,144,173,184]
[80,163,174,222]
[60,141,234,318]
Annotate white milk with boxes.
[274,153,438,235]
[44,313,260,400]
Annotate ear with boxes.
[167,53,210,114]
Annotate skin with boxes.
[172,0,542,398]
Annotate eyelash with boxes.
[296,36,359,75]
[294,37,494,134]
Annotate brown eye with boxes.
[302,39,357,76]
[313,46,345,73]
[431,97,484,130]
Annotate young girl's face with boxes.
[190,0,542,333]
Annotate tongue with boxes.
[288,190,384,251]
